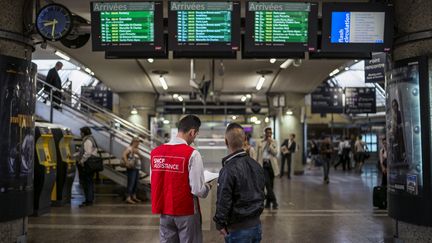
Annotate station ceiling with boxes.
[33,0,368,105]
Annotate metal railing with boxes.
[36,78,163,156]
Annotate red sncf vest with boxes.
[151,143,195,215]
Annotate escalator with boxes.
[35,78,161,195]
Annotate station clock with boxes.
[36,3,72,41]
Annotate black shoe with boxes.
[272,203,279,210]
[79,201,93,208]
[264,203,271,209]
[287,176,291,180]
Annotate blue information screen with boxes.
[330,11,385,44]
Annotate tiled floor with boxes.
[28,165,395,243]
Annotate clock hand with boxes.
[44,21,55,26]
[51,19,56,39]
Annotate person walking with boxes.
[45,61,63,109]
[122,137,144,204]
[77,126,99,207]
[150,115,211,243]
[214,123,265,243]
[256,127,279,210]
[334,137,350,171]
[280,133,296,179]
[320,136,333,184]
[354,135,368,173]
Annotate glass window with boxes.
[362,133,377,152]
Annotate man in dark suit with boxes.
[45,61,63,109]
[280,133,296,179]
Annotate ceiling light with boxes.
[54,51,70,61]
[173,93,179,99]
[159,76,168,90]
[329,68,340,76]
[269,58,276,64]
[84,67,92,74]
[256,76,265,91]
[280,59,294,69]
[163,120,170,124]
[232,115,237,120]
[178,96,184,102]
[286,110,293,116]
[354,60,359,62]
[241,96,247,102]
[130,107,138,115]
[255,120,262,125]
[265,117,270,123]
[344,67,350,71]
[76,67,81,71]
[91,72,95,76]
[246,94,252,99]
[147,58,154,63]
[250,116,258,123]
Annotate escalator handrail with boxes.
[36,78,164,145]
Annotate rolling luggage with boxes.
[373,186,387,209]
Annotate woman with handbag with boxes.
[122,137,144,204]
[77,126,99,208]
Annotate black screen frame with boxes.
[321,3,393,53]
[90,1,165,53]
[168,1,241,58]
[243,1,318,58]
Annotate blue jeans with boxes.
[225,224,262,243]
[127,169,139,197]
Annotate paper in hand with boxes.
[204,170,219,183]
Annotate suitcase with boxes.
[373,186,387,209]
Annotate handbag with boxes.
[120,153,136,169]
[85,155,104,172]
[83,136,104,173]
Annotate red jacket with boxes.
[151,144,195,215]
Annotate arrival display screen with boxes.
[168,1,240,56]
[244,2,318,57]
[91,1,164,52]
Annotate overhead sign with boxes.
[365,52,386,83]
[311,83,344,114]
[344,87,376,114]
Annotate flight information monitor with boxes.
[321,3,393,53]
[244,2,318,58]
[168,1,241,57]
[91,1,164,52]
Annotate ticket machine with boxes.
[33,125,57,216]
[51,128,76,205]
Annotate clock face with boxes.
[36,4,72,41]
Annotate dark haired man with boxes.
[45,61,63,109]
[214,123,265,242]
[151,115,211,243]
[256,127,279,209]
[280,133,296,179]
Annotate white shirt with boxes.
[165,137,210,199]
[79,136,98,164]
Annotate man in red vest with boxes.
[151,115,211,243]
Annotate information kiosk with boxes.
[34,125,57,216]
[51,128,76,206]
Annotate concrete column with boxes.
[118,92,156,129]
[393,0,432,61]
[0,0,33,242]
[390,0,432,240]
